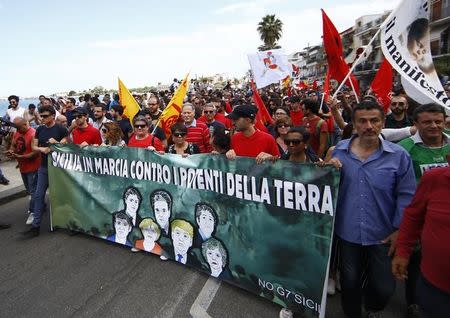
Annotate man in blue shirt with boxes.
[329,100,416,318]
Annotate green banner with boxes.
[48,144,339,316]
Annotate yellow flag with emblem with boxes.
[159,73,190,136]
[118,77,140,124]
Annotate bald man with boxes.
[56,115,68,128]
[6,117,41,225]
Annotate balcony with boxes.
[431,2,450,24]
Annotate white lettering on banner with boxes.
[258,278,321,313]
[51,151,335,215]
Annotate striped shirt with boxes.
[185,119,212,153]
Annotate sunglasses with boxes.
[277,124,291,128]
[75,114,84,119]
[173,132,186,137]
[40,114,52,118]
[285,139,303,145]
[134,124,147,129]
[101,128,108,133]
[391,102,405,106]
[204,110,214,114]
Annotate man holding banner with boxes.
[330,101,416,318]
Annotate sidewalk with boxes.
[0,159,27,205]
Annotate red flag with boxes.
[322,9,360,96]
[296,81,308,90]
[251,81,273,132]
[312,80,318,90]
[370,58,393,113]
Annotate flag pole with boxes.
[151,119,161,135]
[348,78,360,103]
[332,27,381,99]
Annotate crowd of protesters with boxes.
[1,78,450,318]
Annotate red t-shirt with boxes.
[72,124,102,145]
[12,127,41,173]
[302,116,328,155]
[128,134,164,151]
[396,167,450,293]
[231,130,280,158]
[290,109,304,126]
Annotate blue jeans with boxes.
[339,238,396,318]
[418,273,450,318]
[32,166,48,228]
[21,171,38,214]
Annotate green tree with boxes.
[68,90,77,96]
[257,14,283,51]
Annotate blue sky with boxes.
[0,0,400,97]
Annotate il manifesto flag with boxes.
[48,145,340,316]
[248,49,291,89]
[380,0,450,112]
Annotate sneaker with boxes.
[327,278,336,295]
[279,308,294,318]
[131,247,140,252]
[0,176,9,185]
[22,226,40,238]
[26,213,34,225]
[406,304,420,318]
[0,223,11,230]
[367,311,382,318]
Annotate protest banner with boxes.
[48,145,339,316]
[380,0,450,112]
[248,49,291,89]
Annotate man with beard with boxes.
[92,103,111,132]
[329,101,416,318]
[385,95,413,129]
[71,107,102,146]
[225,104,279,163]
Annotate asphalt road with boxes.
[0,197,406,318]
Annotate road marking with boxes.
[190,277,221,318]
[154,270,200,318]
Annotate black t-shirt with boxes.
[385,114,413,129]
[149,125,166,141]
[118,118,133,144]
[35,124,68,167]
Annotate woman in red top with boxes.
[127,115,164,151]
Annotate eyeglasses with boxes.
[204,111,214,114]
[173,132,186,137]
[40,114,51,118]
[285,139,303,145]
[391,102,405,106]
[277,124,291,128]
[134,124,147,129]
[101,128,108,133]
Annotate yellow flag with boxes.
[282,75,291,89]
[159,73,190,136]
[118,78,140,124]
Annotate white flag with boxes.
[248,49,291,89]
[380,0,450,112]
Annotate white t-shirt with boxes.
[6,107,26,122]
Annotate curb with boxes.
[0,185,28,206]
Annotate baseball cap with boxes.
[226,104,258,120]
[72,107,88,115]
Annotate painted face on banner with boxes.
[154,200,170,228]
[142,227,158,243]
[206,247,223,272]
[125,194,139,214]
[115,218,132,239]
[197,210,215,238]
[172,227,192,255]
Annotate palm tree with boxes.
[257,14,283,51]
